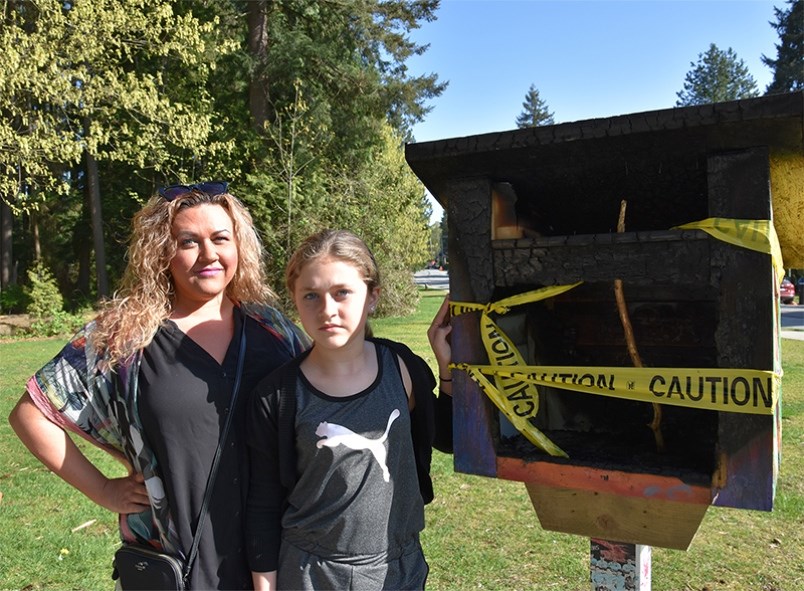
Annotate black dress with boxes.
[139,309,296,590]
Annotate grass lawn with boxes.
[1,289,802,590]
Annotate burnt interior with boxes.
[406,93,797,507]
[484,133,721,481]
[492,282,719,483]
[497,134,711,236]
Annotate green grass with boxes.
[1,340,126,590]
[1,291,802,590]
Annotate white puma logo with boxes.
[315,409,401,482]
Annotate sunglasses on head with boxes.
[158,181,229,202]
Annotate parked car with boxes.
[780,277,795,304]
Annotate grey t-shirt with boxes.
[282,343,425,558]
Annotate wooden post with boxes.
[443,177,499,477]
[590,539,651,591]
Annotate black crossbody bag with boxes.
[113,324,247,591]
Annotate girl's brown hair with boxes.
[285,229,380,296]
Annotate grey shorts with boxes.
[277,536,429,591]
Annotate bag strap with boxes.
[182,316,248,584]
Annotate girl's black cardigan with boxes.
[245,337,453,572]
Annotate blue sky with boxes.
[407,0,783,219]
[409,0,779,141]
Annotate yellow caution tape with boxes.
[460,363,568,457]
[449,218,783,455]
[451,283,582,457]
[674,218,784,283]
[452,363,780,416]
[450,283,582,317]
[479,314,568,457]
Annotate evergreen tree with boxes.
[234,0,447,309]
[762,0,804,94]
[243,0,446,161]
[1,0,237,299]
[515,84,555,128]
[676,44,759,106]
[2,0,445,312]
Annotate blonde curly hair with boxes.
[93,189,276,367]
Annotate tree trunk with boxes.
[74,217,91,297]
[247,0,270,132]
[1,196,13,288]
[32,210,41,261]
[84,118,108,297]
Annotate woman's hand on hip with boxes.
[100,471,151,514]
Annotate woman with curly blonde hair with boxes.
[9,182,309,590]
[94,187,278,367]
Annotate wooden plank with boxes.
[445,177,498,478]
[526,483,709,550]
[498,456,712,504]
[493,231,711,286]
[707,147,779,511]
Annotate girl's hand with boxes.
[427,295,453,387]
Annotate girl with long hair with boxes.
[246,229,452,590]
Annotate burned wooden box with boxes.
[405,92,803,550]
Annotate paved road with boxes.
[413,269,449,290]
[781,305,804,341]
